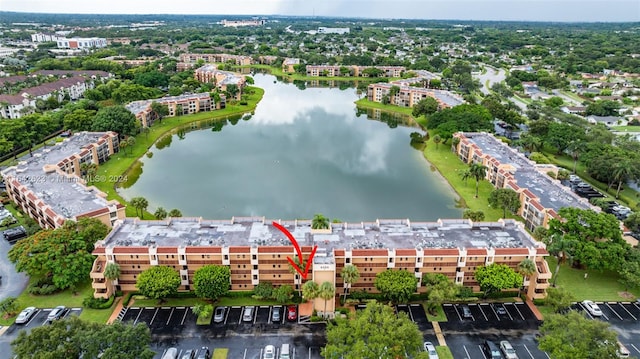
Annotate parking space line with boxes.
[606,302,623,320]
[477,304,488,321]
[149,307,159,325]
[503,304,513,321]
[405,306,415,321]
[253,307,258,324]
[577,302,594,319]
[181,307,188,325]
[308,347,311,359]
[630,344,640,354]
[619,303,637,320]
[133,308,143,325]
[487,304,500,322]
[478,345,488,359]
[166,307,174,325]
[522,345,535,359]
[633,302,640,313]
[513,303,525,320]
[243,349,247,359]
[463,345,471,359]
[268,306,273,323]
[25,309,40,326]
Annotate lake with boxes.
[118,74,461,222]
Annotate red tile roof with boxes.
[396,249,416,256]
[228,246,251,253]
[113,247,148,254]
[424,248,460,256]
[185,247,222,253]
[352,249,389,256]
[156,247,177,254]
[258,246,294,253]
[466,248,487,255]
[494,248,530,255]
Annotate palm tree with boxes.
[451,136,460,152]
[130,197,148,219]
[516,258,537,297]
[126,136,136,154]
[432,134,442,149]
[318,281,336,319]
[301,280,319,309]
[545,234,575,287]
[613,160,634,199]
[312,213,330,230]
[567,140,586,174]
[340,265,360,303]
[154,207,168,220]
[460,169,472,185]
[104,262,121,294]
[468,163,488,198]
[168,208,182,217]
[287,255,306,296]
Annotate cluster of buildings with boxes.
[30,33,107,50]
[220,19,266,27]
[0,132,126,230]
[0,70,111,119]
[193,64,247,99]
[125,93,220,128]
[367,82,464,109]
[177,53,254,70]
[454,132,596,231]
[90,216,551,305]
[305,65,406,78]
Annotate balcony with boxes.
[92,278,107,289]
[536,260,553,280]
[90,259,106,279]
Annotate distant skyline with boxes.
[2,0,639,22]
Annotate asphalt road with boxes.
[474,66,506,95]
[0,231,29,302]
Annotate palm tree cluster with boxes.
[460,162,488,198]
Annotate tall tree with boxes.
[340,265,360,303]
[130,197,149,219]
[411,97,439,118]
[322,301,423,359]
[302,280,319,308]
[154,207,168,220]
[312,213,330,230]
[422,273,459,315]
[539,312,618,359]
[150,101,169,124]
[516,258,536,296]
[11,316,155,359]
[193,265,231,301]
[474,263,522,298]
[462,209,485,222]
[318,281,336,318]
[168,208,182,217]
[468,163,488,198]
[374,269,419,304]
[488,188,521,218]
[91,105,140,137]
[544,286,575,313]
[8,218,109,291]
[104,262,121,283]
[136,266,181,301]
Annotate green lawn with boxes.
[196,310,213,325]
[422,138,505,221]
[240,64,400,82]
[90,86,264,217]
[0,280,113,325]
[559,90,590,104]
[131,295,280,308]
[436,346,454,359]
[611,126,640,132]
[353,98,417,119]
[547,257,640,301]
[513,94,532,105]
[212,348,228,359]
[423,303,447,322]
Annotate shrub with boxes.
[123,291,140,307]
[457,286,474,299]
[225,291,253,298]
[253,282,273,300]
[27,277,60,295]
[83,295,115,309]
[239,101,248,105]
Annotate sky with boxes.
[2,0,639,22]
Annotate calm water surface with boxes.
[118,74,461,221]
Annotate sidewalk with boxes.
[107,297,124,324]
[526,299,544,321]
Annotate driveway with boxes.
[474,65,506,95]
[0,232,29,301]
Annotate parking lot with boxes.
[440,302,541,331]
[2,307,82,337]
[446,334,550,359]
[570,301,640,322]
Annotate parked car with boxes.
[196,347,210,359]
[499,340,518,359]
[180,349,195,359]
[279,344,290,359]
[423,341,439,359]
[213,306,226,323]
[15,307,37,324]
[494,305,507,315]
[263,345,276,359]
[47,306,66,322]
[582,300,603,317]
[287,305,297,321]
[461,305,472,319]
[243,306,255,322]
[162,348,178,359]
[617,341,630,358]
[483,340,504,359]
[272,306,281,322]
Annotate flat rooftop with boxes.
[1,132,112,218]
[100,217,542,256]
[463,133,592,212]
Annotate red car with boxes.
[287,305,297,321]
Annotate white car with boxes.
[15,307,37,324]
[500,340,519,359]
[582,300,603,317]
[423,342,439,359]
[263,345,275,359]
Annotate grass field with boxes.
[423,303,447,322]
[436,346,455,359]
[131,295,281,308]
[422,136,505,221]
[240,64,401,83]
[611,126,640,132]
[353,98,417,119]
[212,348,229,359]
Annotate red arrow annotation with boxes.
[272,221,318,280]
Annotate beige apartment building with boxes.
[193,65,246,100]
[453,132,596,231]
[90,217,551,306]
[1,132,126,229]
[306,65,406,78]
[282,58,300,73]
[180,53,253,66]
[125,93,217,128]
[367,82,464,109]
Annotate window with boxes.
[253,265,258,270]
[252,255,257,260]
[346,258,351,264]
[224,255,229,260]
[253,275,258,280]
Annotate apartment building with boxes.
[317,27,350,34]
[282,58,300,73]
[179,53,253,66]
[453,132,595,230]
[90,217,551,305]
[125,93,217,128]
[31,33,64,42]
[56,37,107,50]
[367,82,464,109]
[194,65,246,99]
[1,132,126,229]
[0,76,98,119]
[221,19,265,27]
[306,65,406,78]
